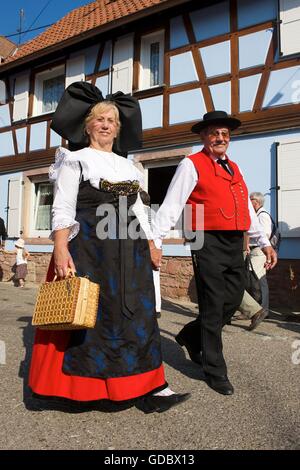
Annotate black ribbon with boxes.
[216,158,234,175]
[50,81,142,156]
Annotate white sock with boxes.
[153,386,175,397]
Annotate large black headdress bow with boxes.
[50,81,142,155]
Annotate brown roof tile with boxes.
[4,0,169,64]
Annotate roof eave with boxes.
[0,0,192,75]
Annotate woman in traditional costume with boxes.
[28,82,190,413]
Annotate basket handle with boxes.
[53,269,76,282]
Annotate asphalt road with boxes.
[0,282,299,451]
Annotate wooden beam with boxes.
[253,27,277,111]
[182,13,196,45]
[191,46,213,111]
[231,33,239,115]
[132,33,141,92]
[230,0,238,32]
[93,43,105,80]
[5,78,18,156]
[163,20,170,128]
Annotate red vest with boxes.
[187,149,251,231]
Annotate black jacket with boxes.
[0,217,7,241]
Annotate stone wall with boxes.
[0,250,52,284]
[0,250,299,312]
[160,256,300,313]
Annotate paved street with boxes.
[0,282,299,450]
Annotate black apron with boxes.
[62,180,162,379]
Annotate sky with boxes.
[1,0,93,45]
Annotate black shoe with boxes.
[175,332,202,366]
[248,308,268,331]
[156,311,161,318]
[205,374,234,395]
[137,393,191,414]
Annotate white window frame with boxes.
[33,65,65,117]
[143,157,183,238]
[139,30,164,90]
[277,138,300,238]
[29,177,53,238]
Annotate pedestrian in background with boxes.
[0,217,7,250]
[238,192,272,330]
[14,238,30,288]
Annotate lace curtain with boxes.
[35,183,53,230]
[42,75,65,114]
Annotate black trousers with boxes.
[180,231,245,377]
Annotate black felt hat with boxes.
[191,110,241,134]
[50,81,142,155]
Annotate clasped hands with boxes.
[148,240,162,270]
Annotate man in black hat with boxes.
[0,217,7,249]
[152,111,277,395]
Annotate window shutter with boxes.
[12,75,29,121]
[65,56,85,88]
[277,140,300,237]
[0,80,6,104]
[7,177,22,237]
[112,35,133,94]
[279,0,300,56]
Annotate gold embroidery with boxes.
[100,179,140,196]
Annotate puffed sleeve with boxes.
[131,192,154,240]
[49,148,81,241]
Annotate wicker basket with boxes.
[32,274,100,330]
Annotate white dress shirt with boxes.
[249,206,272,245]
[50,147,153,241]
[152,155,271,249]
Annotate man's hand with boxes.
[261,246,277,270]
[148,240,162,270]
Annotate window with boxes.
[42,75,65,113]
[31,181,53,237]
[33,65,65,116]
[140,31,164,90]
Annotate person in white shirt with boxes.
[29,82,190,414]
[140,190,162,318]
[238,192,273,330]
[152,111,277,396]
[14,238,30,288]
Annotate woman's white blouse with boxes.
[50,147,152,241]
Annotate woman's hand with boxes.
[53,244,76,278]
[148,240,162,270]
[53,228,76,278]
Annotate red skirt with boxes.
[28,257,166,402]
